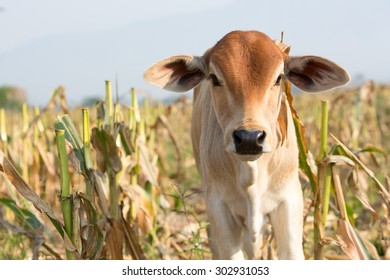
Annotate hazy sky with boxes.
[1,0,389,105]
[0,0,234,53]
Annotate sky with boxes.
[0,0,390,106]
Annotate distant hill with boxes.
[0,86,26,110]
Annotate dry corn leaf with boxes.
[273,40,290,148]
[36,142,56,175]
[357,232,380,260]
[288,79,318,194]
[91,127,122,174]
[285,81,306,148]
[121,183,154,234]
[282,73,309,158]
[65,140,81,173]
[77,192,105,259]
[332,133,390,208]
[118,124,134,156]
[332,164,369,259]
[89,170,110,217]
[322,155,355,167]
[277,95,288,146]
[105,218,124,260]
[72,193,82,255]
[138,141,159,187]
[121,216,146,260]
[0,148,76,252]
[81,224,104,259]
[22,86,69,139]
[1,149,55,220]
[348,169,377,216]
[337,219,368,259]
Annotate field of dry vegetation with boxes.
[0,80,389,260]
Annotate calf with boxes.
[144,30,350,259]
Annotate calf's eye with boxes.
[209,73,222,87]
[275,74,283,86]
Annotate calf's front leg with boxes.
[207,197,245,260]
[269,180,305,259]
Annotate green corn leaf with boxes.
[0,197,42,232]
[55,114,86,174]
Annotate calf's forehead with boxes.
[206,31,284,90]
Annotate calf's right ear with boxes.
[144,55,205,93]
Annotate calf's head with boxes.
[144,31,350,161]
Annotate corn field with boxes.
[0,79,389,260]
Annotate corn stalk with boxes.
[55,129,74,259]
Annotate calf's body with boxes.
[192,83,302,259]
[144,30,349,259]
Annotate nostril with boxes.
[233,131,243,145]
[256,130,266,145]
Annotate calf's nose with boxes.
[233,129,267,155]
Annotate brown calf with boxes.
[144,30,350,259]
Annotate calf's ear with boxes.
[144,55,205,92]
[285,56,350,93]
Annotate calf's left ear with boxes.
[285,56,350,93]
